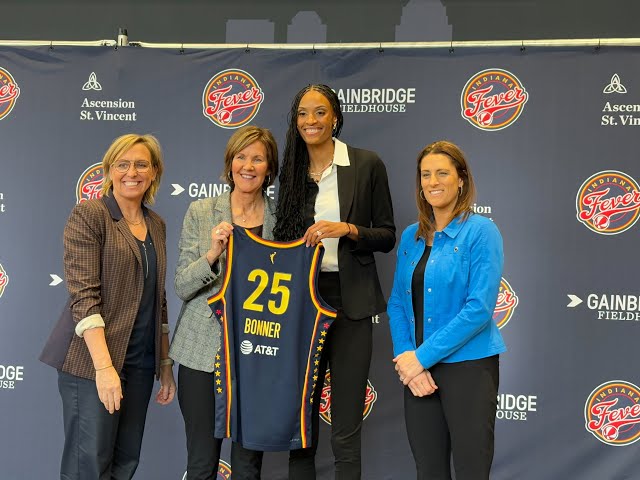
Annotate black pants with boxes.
[288,272,373,480]
[403,356,499,480]
[57,367,154,480]
[177,364,258,480]
[178,365,221,480]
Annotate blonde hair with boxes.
[415,140,476,240]
[100,134,164,205]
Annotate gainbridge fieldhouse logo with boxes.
[585,380,640,446]
[0,263,8,298]
[493,277,518,329]
[76,163,103,204]
[181,459,231,480]
[202,69,264,129]
[0,67,21,121]
[319,370,377,425]
[461,68,528,131]
[576,170,640,235]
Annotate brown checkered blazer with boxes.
[40,193,168,380]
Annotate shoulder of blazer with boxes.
[68,197,110,235]
[346,144,382,166]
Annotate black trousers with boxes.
[177,365,222,480]
[57,367,154,480]
[177,364,258,480]
[231,273,373,480]
[288,272,373,480]
[403,356,499,480]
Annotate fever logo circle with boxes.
[0,263,8,299]
[584,380,640,446]
[0,67,21,121]
[202,69,264,129]
[576,170,640,235]
[319,370,377,425]
[493,277,518,329]
[461,68,528,131]
[76,163,103,204]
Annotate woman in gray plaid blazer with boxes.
[169,126,278,480]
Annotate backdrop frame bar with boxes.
[1,38,640,49]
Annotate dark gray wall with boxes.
[3,0,640,43]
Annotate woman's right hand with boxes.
[206,222,234,265]
[407,370,438,397]
[96,366,123,414]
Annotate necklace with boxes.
[232,197,260,224]
[123,215,144,226]
[309,159,333,180]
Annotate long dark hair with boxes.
[274,84,344,241]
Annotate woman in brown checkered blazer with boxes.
[40,134,176,480]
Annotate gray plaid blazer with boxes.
[40,194,168,380]
[169,191,276,372]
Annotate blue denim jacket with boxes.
[388,214,506,369]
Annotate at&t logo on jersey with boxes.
[239,339,279,357]
[0,67,20,121]
[76,163,103,204]
[584,380,640,446]
[461,68,528,131]
[493,277,518,329]
[0,263,8,298]
[576,170,640,235]
[202,69,264,128]
[319,370,377,425]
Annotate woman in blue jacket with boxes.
[388,140,506,480]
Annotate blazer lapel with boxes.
[337,162,355,222]
[103,194,142,265]
[214,191,233,224]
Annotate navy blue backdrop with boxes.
[1,45,639,479]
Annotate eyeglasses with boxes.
[113,160,152,173]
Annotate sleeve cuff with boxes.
[75,313,105,337]
[161,323,170,334]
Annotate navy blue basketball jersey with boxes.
[207,227,336,451]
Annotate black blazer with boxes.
[335,144,396,320]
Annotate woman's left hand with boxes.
[304,220,350,246]
[393,350,424,385]
[156,365,176,405]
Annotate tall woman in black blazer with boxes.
[275,84,395,480]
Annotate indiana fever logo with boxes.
[493,277,518,329]
[319,370,377,425]
[0,263,8,298]
[576,170,640,235]
[76,163,103,204]
[0,67,21,121]
[181,459,231,480]
[202,69,264,129]
[584,380,640,446]
[461,69,528,131]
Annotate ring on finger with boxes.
[316,230,322,236]
[215,229,221,235]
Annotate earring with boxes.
[263,174,271,188]
[419,190,426,200]
[227,171,233,183]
